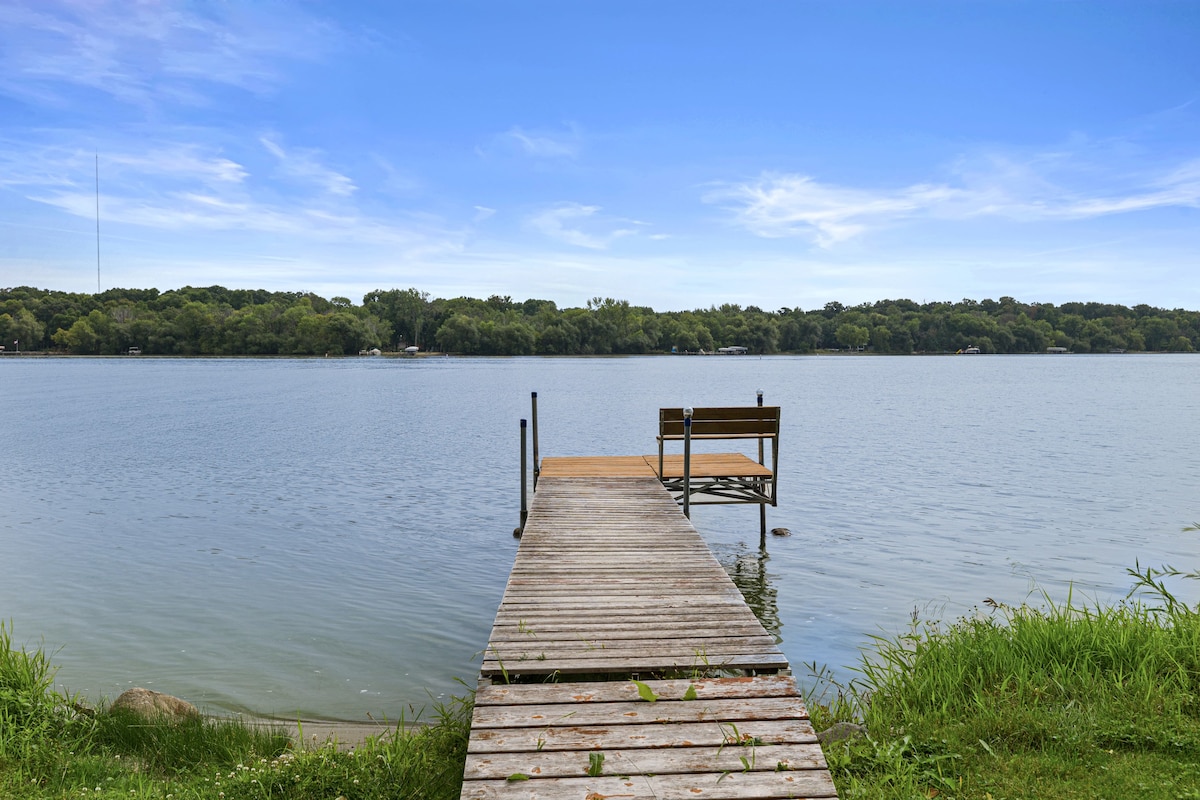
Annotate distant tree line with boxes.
[1,285,1197,356]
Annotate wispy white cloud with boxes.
[526,202,638,249]
[0,141,247,193]
[1050,158,1200,218]
[111,146,248,186]
[476,125,583,161]
[5,136,459,259]
[709,155,1200,246]
[505,126,580,158]
[0,0,333,109]
[370,155,423,197]
[260,136,355,197]
[707,174,960,246]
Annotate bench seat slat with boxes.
[660,406,780,421]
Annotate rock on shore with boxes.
[110,688,199,719]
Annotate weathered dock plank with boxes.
[481,475,784,679]
[462,744,830,781]
[537,456,658,477]
[461,461,836,799]
[467,718,818,753]
[474,676,800,704]
[462,677,835,799]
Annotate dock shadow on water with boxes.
[715,541,783,642]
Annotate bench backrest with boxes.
[658,406,780,439]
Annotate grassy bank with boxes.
[4,563,1199,799]
[0,620,470,799]
[807,563,1200,798]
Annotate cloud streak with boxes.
[5,136,458,258]
[0,0,332,109]
[710,156,1200,246]
[527,203,638,249]
[260,137,356,197]
[505,126,581,159]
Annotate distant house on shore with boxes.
[1046,346,1069,354]
[717,346,748,355]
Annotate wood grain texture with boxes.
[482,477,782,678]
[461,473,837,798]
[462,677,836,799]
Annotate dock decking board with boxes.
[481,476,783,678]
[461,460,837,799]
[462,677,836,799]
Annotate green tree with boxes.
[536,319,581,355]
[364,288,430,349]
[2,308,45,350]
[435,314,481,353]
[1139,317,1179,351]
[52,313,106,354]
[835,323,869,350]
[171,302,219,354]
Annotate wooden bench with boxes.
[655,407,781,521]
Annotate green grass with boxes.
[0,620,471,799]
[807,564,1200,799]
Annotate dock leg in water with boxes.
[514,418,527,537]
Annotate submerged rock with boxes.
[110,688,198,720]
[816,721,867,744]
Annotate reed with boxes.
[806,567,1200,799]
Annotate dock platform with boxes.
[461,456,837,799]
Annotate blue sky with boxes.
[1,1,1198,311]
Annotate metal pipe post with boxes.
[756,389,765,463]
[756,389,766,541]
[516,419,528,536]
[682,407,693,519]
[531,391,540,489]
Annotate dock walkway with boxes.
[461,457,837,799]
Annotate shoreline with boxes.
[243,716,415,751]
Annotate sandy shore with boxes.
[244,717,413,751]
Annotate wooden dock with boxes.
[482,474,785,678]
[461,459,838,799]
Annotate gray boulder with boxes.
[110,688,198,720]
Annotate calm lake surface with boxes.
[2,354,1198,721]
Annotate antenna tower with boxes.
[95,153,101,293]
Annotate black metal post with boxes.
[682,407,693,519]
[757,389,766,540]
[516,419,528,536]
[531,392,540,490]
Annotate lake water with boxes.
[1,354,1198,721]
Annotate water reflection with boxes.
[718,542,782,642]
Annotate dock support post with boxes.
[516,419,528,536]
[682,407,692,519]
[757,389,766,541]
[531,392,540,490]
